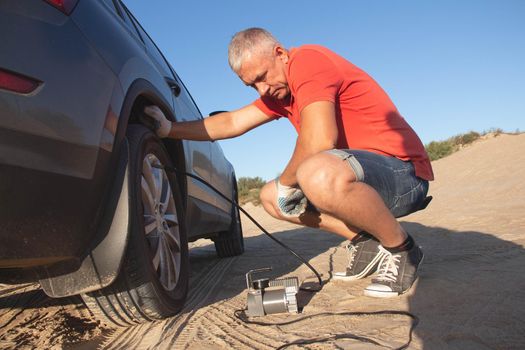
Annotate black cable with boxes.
[159,164,323,290]
[157,163,419,349]
[234,309,419,350]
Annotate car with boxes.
[0,0,244,327]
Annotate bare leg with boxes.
[295,152,407,248]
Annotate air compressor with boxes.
[245,267,299,317]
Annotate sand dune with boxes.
[1,133,524,349]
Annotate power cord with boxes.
[234,309,418,350]
[158,164,323,290]
[156,163,419,349]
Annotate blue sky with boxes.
[125,0,525,181]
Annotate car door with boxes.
[209,141,234,217]
[172,73,238,235]
[174,76,232,225]
[168,72,215,204]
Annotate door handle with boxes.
[165,77,181,97]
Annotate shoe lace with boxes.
[345,243,358,269]
[375,246,401,283]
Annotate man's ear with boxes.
[274,45,289,64]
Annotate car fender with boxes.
[113,77,175,146]
[40,139,130,297]
[40,79,184,297]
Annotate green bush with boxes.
[451,131,480,146]
[425,140,455,161]
[237,176,266,205]
[424,129,513,161]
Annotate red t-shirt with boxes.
[253,45,434,181]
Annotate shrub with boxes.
[425,140,455,161]
[237,176,266,205]
[451,131,480,146]
[424,128,516,161]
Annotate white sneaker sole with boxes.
[333,252,384,281]
[363,287,400,298]
[363,253,424,298]
[363,278,420,298]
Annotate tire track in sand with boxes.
[0,283,104,349]
[177,301,281,350]
[100,255,237,349]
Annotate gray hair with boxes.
[228,28,281,72]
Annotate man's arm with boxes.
[278,101,338,186]
[145,104,274,141]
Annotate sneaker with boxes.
[364,244,424,298]
[333,234,385,281]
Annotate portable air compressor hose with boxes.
[156,163,419,349]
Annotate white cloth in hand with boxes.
[276,179,307,217]
[144,105,172,138]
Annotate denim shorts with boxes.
[325,149,429,218]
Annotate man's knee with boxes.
[297,151,358,207]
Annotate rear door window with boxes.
[171,69,204,120]
[120,3,173,78]
[111,0,143,43]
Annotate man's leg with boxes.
[294,153,407,247]
[267,150,428,297]
[292,150,424,297]
[260,179,384,282]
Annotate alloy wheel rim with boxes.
[141,153,181,291]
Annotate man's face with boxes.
[238,46,290,100]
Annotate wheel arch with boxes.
[118,79,188,203]
[39,79,188,297]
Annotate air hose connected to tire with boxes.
[156,163,419,349]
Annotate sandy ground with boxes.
[1,133,524,349]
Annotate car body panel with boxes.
[40,139,130,296]
[211,142,236,215]
[0,2,116,179]
[0,0,236,291]
[0,1,120,272]
[72,0,228,233]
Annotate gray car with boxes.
[0,0,243,326]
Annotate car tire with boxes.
[214,178,244,257]
[82,125,189,327]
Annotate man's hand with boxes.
[144,105,172,138]
[276,178,307,217]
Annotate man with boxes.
[144,27,434,298]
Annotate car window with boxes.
[111,0,143,43]
[172,70,204,119]
[118,1,203,121]
[120,2,174,78]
